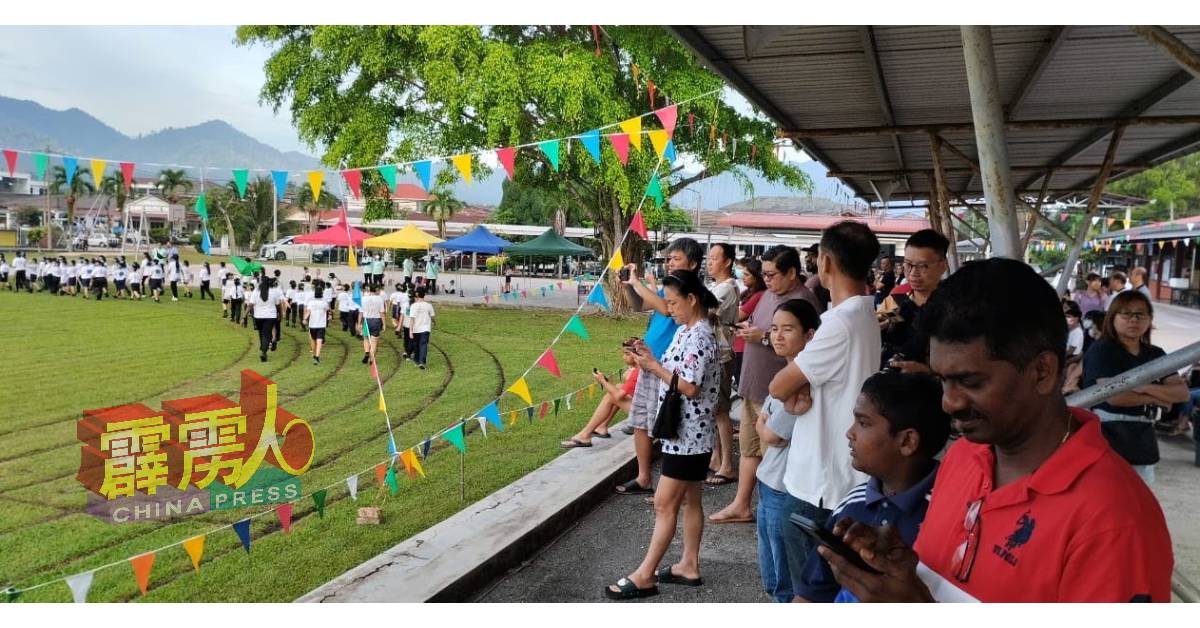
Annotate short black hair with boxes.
[860,371,951,459]
[775,298,821,333]
[820,221,880,282]
[1086,272,1101,282]
[920,258,1066,374]
[416,289,427,299]
[761,245,802,277]
[666,237,704,271]
[905,229,949,258]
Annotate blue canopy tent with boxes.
[432,225,513,275]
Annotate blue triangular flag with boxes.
[587,284,610,310]
[421,438,432,459]
[63,156,78,185]
[580,129,601,164]
[232,519,252,553]
[387,434,398,458]
[271,170,289,200]
[414,161,432,191]
[201,227,212,255]
[353,281,362,307]
[526,406,535,422]
[664,140,677,163]
[480,402,505,432]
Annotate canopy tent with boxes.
[363,224,445,250]
[504,229,594,257]
[432,225,512,255]
[294,216,373,247]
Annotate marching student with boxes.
[148,259,165,303]
[249,277,284,363]
[65,259,78,295]
[79,256,94,299]
[389,281,410,339]
[182,260,194,298]
[298,281,314,331]
[359,282,387,365]
[408,289,435,369]
[0,254,9,290]
[304,283,331,365]
[199,262,215,301]
[337,283,355,334]
[219,262,232,316]
[166,255,182,301]
[12,251,28,292]
[113,259,129,298]
[91,256,109,301]
[228,277,246,326]
[128,262,143,300]
[285,280,299,327]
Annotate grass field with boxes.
[0,287,644,602]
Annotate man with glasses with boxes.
[877,230,949,373]
[815,258,1173,602]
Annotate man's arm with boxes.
[623,264,668,315]
[768,362,811,404]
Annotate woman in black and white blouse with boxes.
[607,269,721,600]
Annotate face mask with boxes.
[734,267,745,280]
[1082,319,1093,330]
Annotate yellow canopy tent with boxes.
[363,224,445,250]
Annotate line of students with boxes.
[0,250,198,303]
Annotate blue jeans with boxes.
[1182,388,1200,421]
[756,481,794,603]
[413,331,430,366]
[780,492,831,600]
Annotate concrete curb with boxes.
[296,428,638,602]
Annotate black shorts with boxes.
[365,318,383,337]
[309,327,326,341]
[150,279,163,291]
[660,451,712,482]
[67,277,76,286]
[115,280,127,291]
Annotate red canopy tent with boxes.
[294,210,373,246]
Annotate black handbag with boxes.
[651,371,683,440]
[1100,420,1160,466]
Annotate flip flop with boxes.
[704,474,737,486]
[621,425,635,435]
[604,577,659,600]
[560,439,593,449]
[655,565,703,587]
[615,479,653,495]
[592,431,612,439]
[708,512,755,524]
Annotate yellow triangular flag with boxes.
[307,171,324,199]
[452,154,473,184]
[90,159,107,182]
[620,118,643,152]
[648,130,669,159]
[588,383,598,399]
[609,249,625,272]
[507,377,533,405]
[378,391,387,412]
[409,448,426,478]
[348,246,358,269]
[508,411,519,427]
[182,535,205,572]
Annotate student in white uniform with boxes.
[65,260,78,295]
[148,260,165,303]
[128,263,142,299]
[268,275,285,350]
[79,258,94,299]
[199,262,214,301]
[12,251,28,292]
[91,257,109,301]
[298,282,314,331]
[113,261,129,298]
[0,254,9,290]
[228,277,246,326]
[285,281,299,327]
[218,262,232,316]
[44,258,59,295]
[181,260,194,298]
[337,284,353,334]
[388,282,410,338]
[304,283,331,365]
[166,255,182,301]
[249,279,283,363]
[359,282,387,365]
[408,289,435,369]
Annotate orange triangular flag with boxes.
[374,463,388,488]
[130,552,155,596]
[182,535,205,572]
[407,449,426,478]
[399,450,416,479]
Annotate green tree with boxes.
[425,186,465,239]
[235,176,281,249]
[236,25,810,308]
[494,178,580,226]
[1110,153,1200,223]
[99,171,130,232]
[156,168,193,205]
[360,170,395,223]
[205,186,241,253]
[50,165,95,244]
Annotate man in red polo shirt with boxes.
[818,258,1173,602]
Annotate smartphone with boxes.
[789,513,882,575]
[618,267,631,282]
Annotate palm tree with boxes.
[99,171,130,240]
[156,168,193,205]
[294,181,339,233]
[235,176,277,250]
[205,187,240,254]
[50,165,95,238]
[426,187,465,239]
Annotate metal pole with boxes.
[1056,126,1125,295]
[1066,340,1200,409]
[961,26,1022,259]
[273,179,279,243]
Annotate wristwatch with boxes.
[760,332,771,347]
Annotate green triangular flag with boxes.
[442,422,466,453]
[232,169,249,199]
[645,176,664,208]
[312,489,327,518]
[4,587,20,603]
[194,193,208,221]
[378,165,398,194]
[565,315,590,341]
[554,399,561,416]
[385,467,400,495]
[539,140,560,172]
[33,153,47,181]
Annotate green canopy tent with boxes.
[504,229,594,296]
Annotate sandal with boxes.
[592,431,612,439]
[604,576,659,600]
[656,565,703,587]
[560,438,593,449]
[707,511,754,524]
[615,479,653,495]
[704,474,737,486]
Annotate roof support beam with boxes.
[1077,127,1200,191]
[828,163,1149,177]
[1055,125,1126,295]
[1006,26,1070,119]
[860,26,912,197]
[1021,170,1056,255]
[929,134,961,270]
[778,114,1200,138]
[1132,26,1200,80]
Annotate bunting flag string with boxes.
[312,489,328,518]
[66,572,93,604]
[130,553,155,596]
[277,504,294,534]
[233,519,253,553]
[233,169,249,199]
[535,349,562,378]
[182,535,205,572]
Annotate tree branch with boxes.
[666,168,711,196]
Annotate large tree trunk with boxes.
[223,215,238,254]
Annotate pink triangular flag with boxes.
[630,210,648,240]
[496,147,516,180]
[370,361,380,380]
[3,150,17,176]
[277,503,293,534]
[609,133,630,166]
[655,105,678,138]
[342,169,363,199]
[120,162,135,193]
[536,349,562,378]
[484,295,491,304]
[539,401,550,418]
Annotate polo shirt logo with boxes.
[993,511,1035,566]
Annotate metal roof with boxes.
[669,26,1200,204]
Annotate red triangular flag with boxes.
[130,552,155,596]
[496,147,516,180]
[3,150,16,176]
[342,169,363,199]
[609,133,630,165]
[374,463,388,488]
[535,349,562,378]
[539,401,550,418]
[120,162,135,193]
[655,105,678,138]
[630,210,648,240]
[647,80,657,108]
[277,503,293,534]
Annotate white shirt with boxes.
[785,295,879,508]
[80,265,94,280]
[756,396,799,492]
[300,289,314,306]
[12,257,26,272]
[150,265,164,280]
[1067,325,1085,357]
[361,293,386,319]
[92,264,107,279]
[306,298,330,329]
[337,292,353,313]
[182,266,192,282]
[250,290,282,319]
[218,268,231,283]
[199,268,210,281]
[114,267,127,281]
[46,263,58,277]
[0,262,9,275]
[285,288,297,303]
[128,268,140,284]
[166,264,179,281]
[408,301,435,334]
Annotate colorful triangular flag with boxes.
[580,130,602,164]
[120,162,135,193]
[233,169,249,199]
[539,401,550,418]
[645,176,664,208]
[630,210,648,239]
[554,398,562,416]
[271,170,288,200]
[63,156,78,185]
[565,395,572,411]
[589,383,598,399]
[609,133,630,165]
[374,463,388,489]
[414,160,433,191]
[378,390,387,413]
[90,159,106,184]
[194,193,208,221]
[496,147,516,180]
[130,552,155,596]
[655,104,679,138]
[442,422,466,453]
[480,402,505,431]
[527,406,536,422]
[346,475,359,501]
[420,438,432,459]
[342,169,363,199]
[609,249,625,273]
[536,349,562,378]
[312,489,328,518]
[2,149,16,175]
[452,154,473,184]
[619,118,643,152]
[307,171,323,200]
[587,283,610,310]
[477,417,488,437]
[385,467,400,495]
[408,449,426,478]
[508,411,519,427]
[182,535,205,571]
[507,377,533,405]
[664,140,677,163]
[378,164,398,194]
[648,130,670,159]
[539,140,560,172]
[66,571,94,604]
[33,153,47,181]
[277,503,294,533]
[232,519,252,553]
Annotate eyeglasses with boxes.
[1115,311,1150,322]
[950,498,983,583]
[761,270,781,280]
[902,260,944,274]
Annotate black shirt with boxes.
[881,292,929,368]
[1081,337,1167,417]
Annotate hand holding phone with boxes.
[790,514,882,575]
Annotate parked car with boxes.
[259,236,319,261]
[86,233,117,248]
[310,246,337,264]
